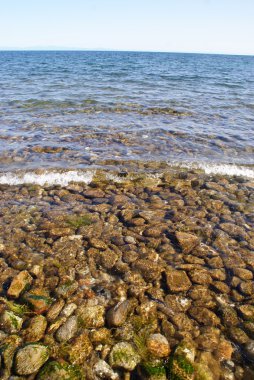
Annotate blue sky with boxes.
[0,0,253,55]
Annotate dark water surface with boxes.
[0,51,254,183]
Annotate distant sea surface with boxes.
[0,51,254,184]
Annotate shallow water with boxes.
[0,51,254,183]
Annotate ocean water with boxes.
[0,51,254,184]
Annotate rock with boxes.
[229,327,249,345]
[133,259,161,282]
[0,311,23,333]
[168,341,195,380]
[109,342,141,370]
[166,270,192,292]
[214,339,234,361]
[196,327,220,351]
[238,305,254,321]
[244,341,254,362]
[77,305,105,328]
[232,268,253,280]
[47,299,65,321]
[55,315,78,342]
[220,306,239,327]
[55,281,78,299]
[189,269,212,285]
[60,303,77,318]
[106,300,129,327]
[23,315,47,342]
[99,249,119,269]
[0,335,22,377]
[175,231,199,254]
[146,333,170,358]
[94,360,119,380]
[89,238,107,250]
[7,270,33,298]
[23,288,54,314]
[15,344,49,375]
[189,307,220,326]
[37,360,83,379]
[68,332,93,364]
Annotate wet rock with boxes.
[7,270,33,298]
[55,315,78,342]
[229,327,249,345]
[23,288,54,314]
[0,335,22,377]
[23,315,47,342]
[60,303,77,318]
[89,238,108,250]
[55,281,78,299]
[237,305,254,322]
[133,259,161,282]
[106,300,130,327]
[68,332,93,364]
[175,231,199,254]
[189,307,220,326]
[166,270,192,292]
[189,269,212,285]
[238,281,254,296]
[77,304,105,328]
[214,339,234,361]
[244,341,254,362]
[165,295,191,313]
[94,359,119,380]
[0,311,23,333]
[109,342,141,371]
[196,327,220,351]
[168,340,195,380]
[37,360,83,380]
[220,306,239,327]
[99,249,119,269]
[232,268,253,280]
[15,344,49,375]
[47,299,65,321]
[146,333,170,358]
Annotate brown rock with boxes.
[133,259,161,282]
[146,333,170,358]
[166,270,192,292]
[175,231,199,254]
[189,307,220,326]
[7,270,33,298]
[106,300,130,327]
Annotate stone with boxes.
[237,305,254,322]
[15,344,49,375]
[196,327,220,351]
[189,307,220,326]
[68,332,93,364]
[133,259,161,282]
[214,339,234,361]
[55,281,78,299]
[94,360,119,380]
[77,305,105,328]
[46,299,65,321]
[60,303,77,318]
[244,341,254,361]
[166,270,192,292]
[55,315,78,342]
[23,288,54,314]
[23,315,47,342]
[37,360,83,380]
[106,300,130,327]
[175,231,199,254]
[0,311,23,333]
[7,270,33,298]
[109,342,141,371]
[229,327,249,345]
[189,269,212,285]
[146,333,170,358]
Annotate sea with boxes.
[0,51,253,185]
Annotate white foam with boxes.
[168,161,254,179]
[0,170,95,186]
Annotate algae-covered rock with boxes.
[0,335,22,377]
[167,341,196,380]
[139,360,167,380]
[77,305,105,328]
[0,310,23,333]
[68,332,93,364]
[109,342,141,371]
[7,270,33,298]
[23,288,54,314]
[146,334,170,358]
[23,315,47,342]
[15,344,49,375]
[37,360,84,380]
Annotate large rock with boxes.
[109,342,141,371]
[146,333,170,358]
[23,315,47,342]
[106,300,130,327]
[55,316,78,342]
[15,344,49,375]
[166,270,192,292]
[0,311,23,333]
[76,305,105,328]
[7,270,33,298]
[37,360,83,380]
[175,232,199,254]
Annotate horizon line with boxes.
[0,48,253,57]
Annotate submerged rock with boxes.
[106,300,130,327]
[175,231,200,254]
[109,342,141,370]
[37,360,83,380]
[15,344,49,375]
[7,270,33,298]
[55,315,78,342]
[23,315,47,342]
[146,333,170,358]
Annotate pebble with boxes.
[15,344,49,375]
[55,315,78,342]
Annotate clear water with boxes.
[0,51,254,181]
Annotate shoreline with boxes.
[0,169,254,379]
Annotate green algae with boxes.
[65,214,92,228]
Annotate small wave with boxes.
[0,170,95,186]
[169,161,254,179]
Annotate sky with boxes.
[0,0,253,55]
